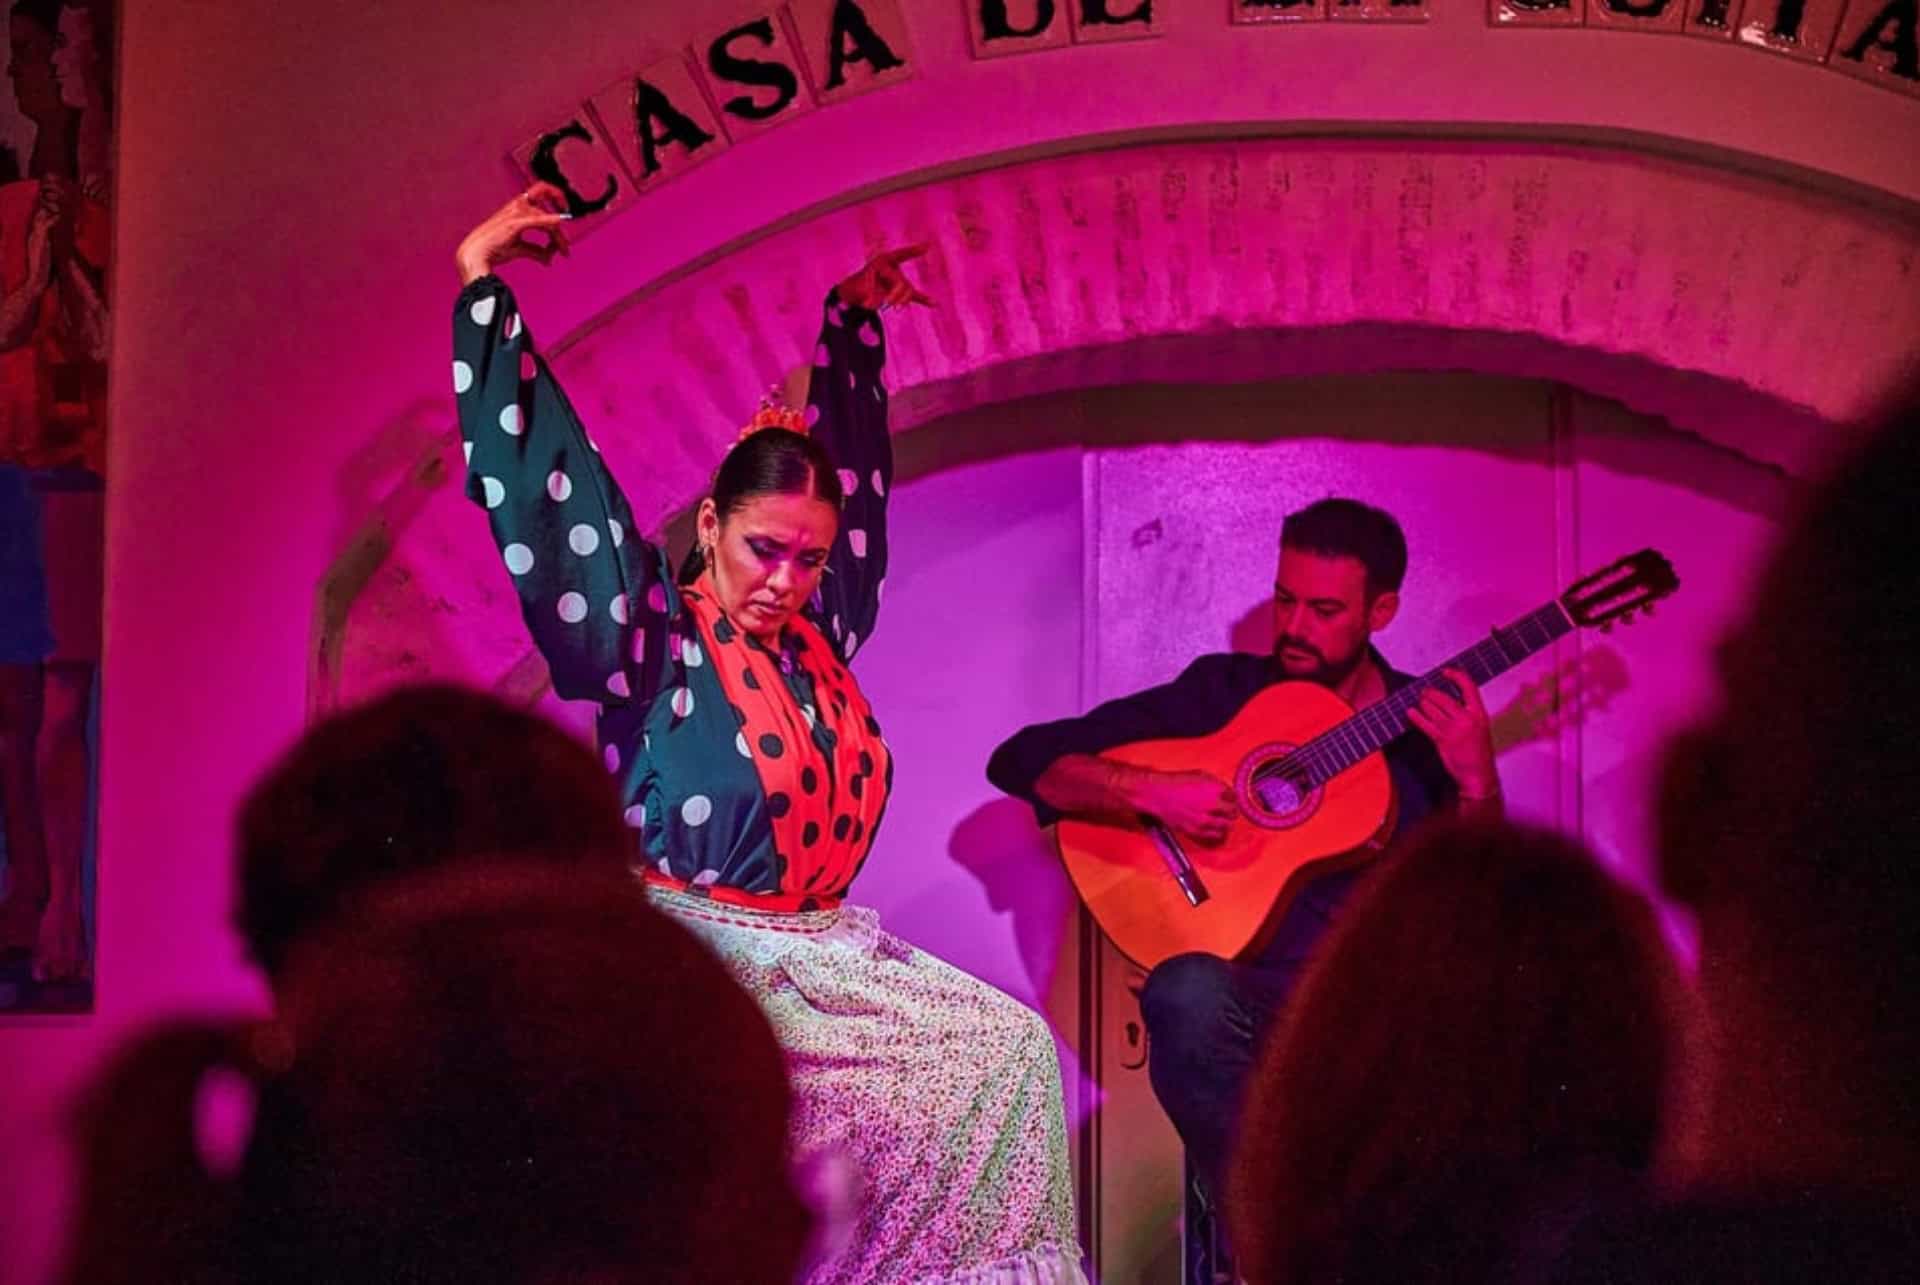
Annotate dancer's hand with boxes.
[456,183,572,285]
[838,244,933,311]
[24,179,74,290]
[32,176,72,233]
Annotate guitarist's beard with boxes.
[1272,636,1368,690]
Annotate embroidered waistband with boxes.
[641,874,844,933]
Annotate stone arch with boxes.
[314,127,1920,710]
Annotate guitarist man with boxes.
[987,497,1504,1197]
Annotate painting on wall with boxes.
[0,0,112,1014]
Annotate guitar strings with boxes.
[1251,603,1572,793]
[1246,552,1671,796]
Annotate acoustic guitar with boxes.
[1055,550,1679,970]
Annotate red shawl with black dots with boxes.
[678,577,891,909]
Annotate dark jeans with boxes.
[1138,868,1366,1198]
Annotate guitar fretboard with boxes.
[1266,600,1575,790]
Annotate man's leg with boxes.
[32,479,102,981]
[1139,870,1369,1194]
[0,662,49,951]
[34,661,92,980]
[1139,951,1284,1196]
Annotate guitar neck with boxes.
[1290,600,1575,787]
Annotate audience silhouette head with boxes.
[233,683,634,978]
[1230,817,1682,1285]
[64,862,807,1285]
[1656,387,1920,1196]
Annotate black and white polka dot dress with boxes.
[452,274,892,906]
[451,274,1084,1285]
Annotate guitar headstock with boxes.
[1562,549,1679,632]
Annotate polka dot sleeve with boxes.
[452,275,672,707]
[805,288,891,665]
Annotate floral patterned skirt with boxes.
[647,885,1086,1285]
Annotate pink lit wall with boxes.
[2,1,1914,1281]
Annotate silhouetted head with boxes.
[234,683,632,979]
[1655,385,1920,1170]
[1232,818,1681,1285]
[64,862,807,1285]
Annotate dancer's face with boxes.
[8,13,61,121]
[53,7,101,111]
[699,491,838,644]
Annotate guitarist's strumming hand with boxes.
[1405,667,1504,816]
[1033,755,1240,847]
[1130,769,1240,847]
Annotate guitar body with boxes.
[1056,681,1397,971]
[1049,547,1682,972]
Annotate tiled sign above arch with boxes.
[510,0,1917,242]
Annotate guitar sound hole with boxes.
[1238,743,1322,830]
[1256,775,1307,814]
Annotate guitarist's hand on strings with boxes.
[1134,769,1240,847]
[1406,667,1502,808]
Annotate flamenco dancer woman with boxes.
[451,184,1084,1284]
